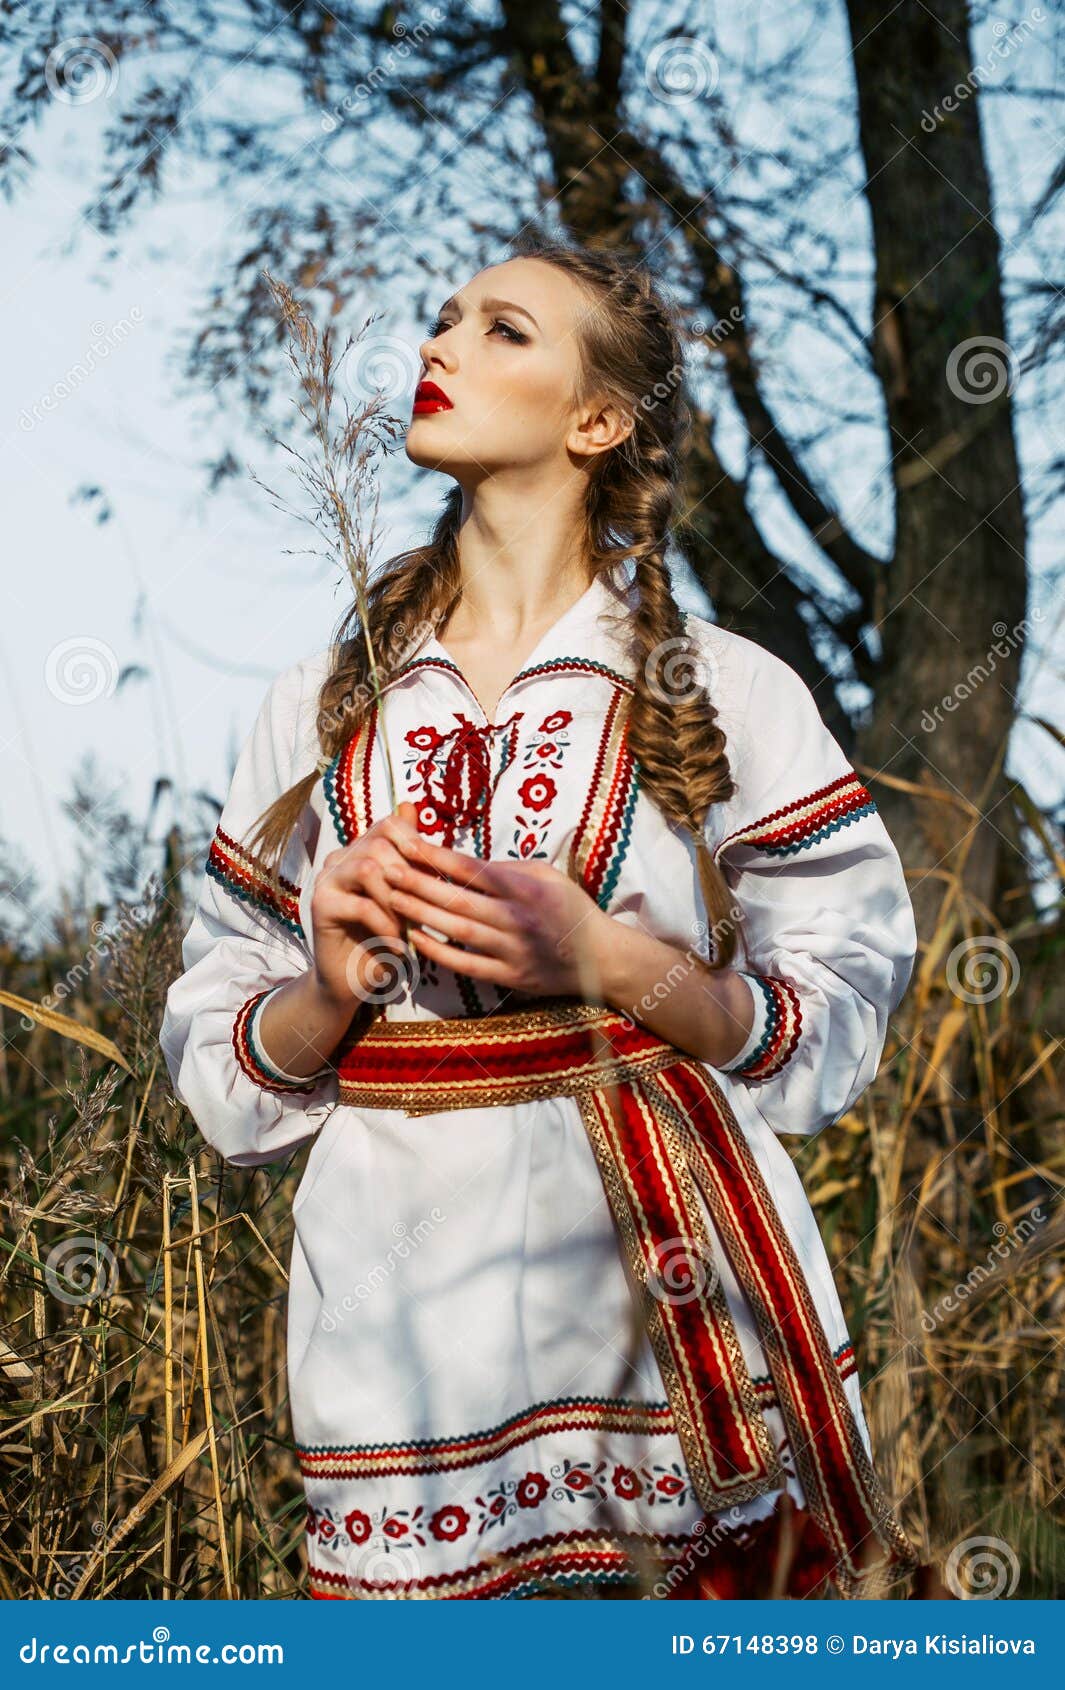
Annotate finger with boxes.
[389,800,423,843]
[385,882,513,958]
[319,836,418,894]
[405,924,508,983]
[380,858,511,929]
[375,807,428,857]
[394,833,508,890]
[324,889,405,940]
[359,853,408,918]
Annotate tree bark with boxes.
[845,0,1028,929]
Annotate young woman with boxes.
[160,236,924,1601]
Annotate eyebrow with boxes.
[437,293,541,331]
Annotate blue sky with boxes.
[1,102,445,926]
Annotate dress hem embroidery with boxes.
[305,1492,851,1600]
[296,1347,857,1481]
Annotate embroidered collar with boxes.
[381,563,640,711]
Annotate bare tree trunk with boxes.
[845,0,1028,930]
[678,430,859,748]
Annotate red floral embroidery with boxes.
[655,1473,686,1497]
[405,726,444,755]
[344,1508,372,1544]
[413,800,446,837]
[429,1504,470,1542]
[507,710,572,861]
[612,1465,641,1501]
[305,1449,698,1559]
[517,774,556,813]
[403,711,523,852]
[561,1466,595,1493]
[540,710,571,734]
[398,706,574,864]
[515,1471,549,1509]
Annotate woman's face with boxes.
[405,257,612,481]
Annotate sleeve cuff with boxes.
[232,985,335,1094]
[717,972,803,1081]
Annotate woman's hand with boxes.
[378,833,612,1000]
[309,800,423,1007]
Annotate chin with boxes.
[405,437,453,471]
[404,428,476,476]
[404,417,443,465]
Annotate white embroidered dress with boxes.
[159,567,917,1600]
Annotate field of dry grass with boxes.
[0,822,1061,1600]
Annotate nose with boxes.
[417,329,457,378]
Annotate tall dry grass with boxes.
[0,785,1061,1600]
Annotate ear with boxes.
[566,397,634,460]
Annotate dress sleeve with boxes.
[703,636,917,1138]
[159,655,340,1168]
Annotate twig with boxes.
[188,1161,233,1599]
[161,1171,175,1600]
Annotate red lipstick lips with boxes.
[412,379,453,415]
